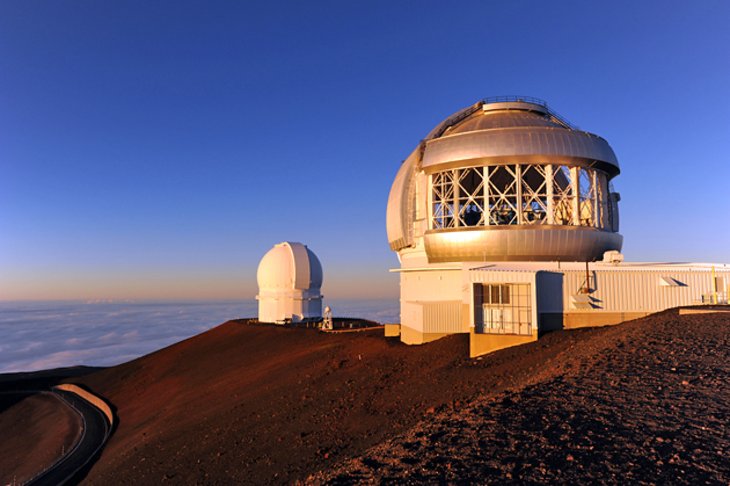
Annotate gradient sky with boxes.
[1,1,729,301]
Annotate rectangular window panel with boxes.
[487,165,518,225]
[477,283,532,335]
[521,165,548,224]
[578,168,595,226]
[552,165,575,225]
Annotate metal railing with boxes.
[701,292,728,305]
[432,96,579,141]
[480,96,577,130]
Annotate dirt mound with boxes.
[67,320,599,484]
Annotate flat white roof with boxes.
[467,261,730,273]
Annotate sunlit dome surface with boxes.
[386,96,623,262]
[256,242,323,324]
[257,242,323,291]
[447,107,563,133]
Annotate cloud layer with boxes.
[0,299,398,373]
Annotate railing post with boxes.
[546,164,555,225]
[570,167,581,226]
[516,164,523,225]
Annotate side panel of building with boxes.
[422,301,463,333]
[399,269,465,342]
[400,269,463,302]
[560,269,730,328]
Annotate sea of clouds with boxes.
[0,299,399,373]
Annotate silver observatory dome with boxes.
[386,97,623,262]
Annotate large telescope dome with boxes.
[386,97,622,262]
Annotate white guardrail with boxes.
[53,384,115,427]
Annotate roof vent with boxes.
[602,250,624,264]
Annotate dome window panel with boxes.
[456,168,486,227]
[431,171,456,229]
[578,167,597,227]
[428,164,611,231]
[487,165,519,226]
[520,164,548,225]
[551,165,576,226]
[596,172,609,229]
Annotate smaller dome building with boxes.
[256,242,323,324]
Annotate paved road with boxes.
[27,390,111,486]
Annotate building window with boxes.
[578,167,596,226]
[430,164,611,230]
[521,164,548,224]
[476,283,532,335]
[456,168,486,226]
[487,165,518,225]
[552,165,575,225]
[431,171,455,229]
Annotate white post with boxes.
[453,169,460,227]
[515,164,523,225]
[483,166,490,225]
[427,173,434,229]
[592,170,599,227]
[546,164,554,225]
[570,166,581,226]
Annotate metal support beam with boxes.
[592,170,599,228]
[453,169,460,227]
[483,166,490,226]
[570,166,581,226]
[546,164,554,225]
[427,174,434,229]
[515,164,523,225]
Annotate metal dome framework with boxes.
[386,97,623,263]
[429,163,613,229]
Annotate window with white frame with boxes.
[430,164,612,230]
[476,283,532,335]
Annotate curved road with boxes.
[28,390,111,486]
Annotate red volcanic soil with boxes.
[315,311,730,484]
[0,392,82,484]
[41,310,730,484]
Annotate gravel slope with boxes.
[313,311,730,484]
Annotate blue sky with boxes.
[1,1,729,300]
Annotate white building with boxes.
[386,97,729,357]
[256,241,323,324]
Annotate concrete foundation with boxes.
[384,323,401,337]
[679,308,730,315]
[563,312,650,329]
[469,331,537,358]
[400,325,450,345]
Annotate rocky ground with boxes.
[313,311,730,484]
[1,309,728,484]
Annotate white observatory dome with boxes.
[256,242,323,324]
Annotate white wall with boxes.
[562,269,730,312]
